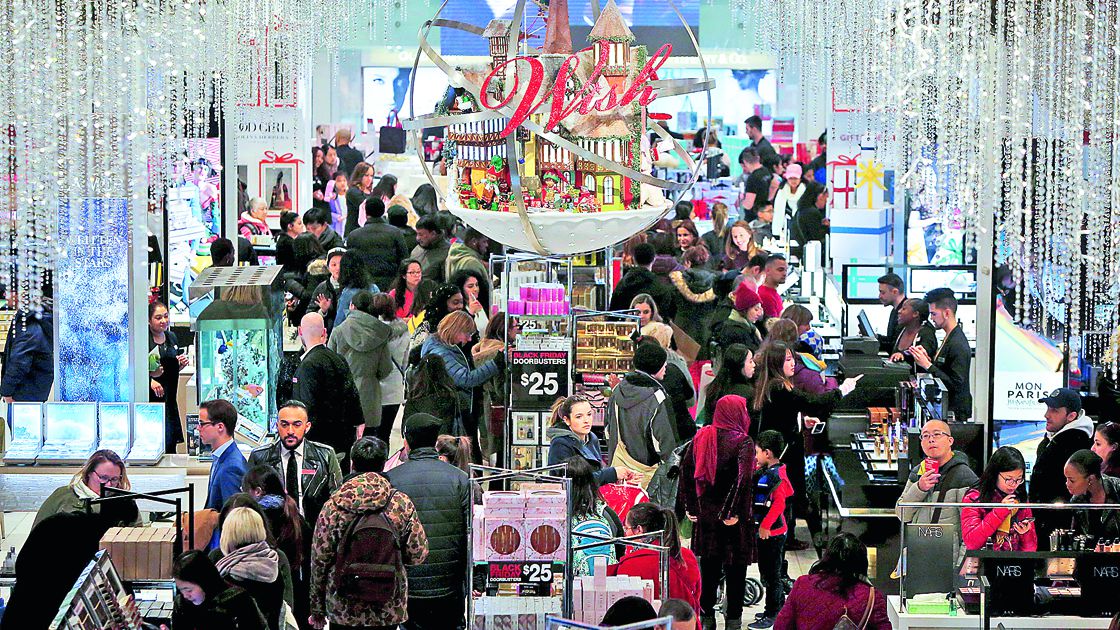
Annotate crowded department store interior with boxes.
[2,0,1120,629]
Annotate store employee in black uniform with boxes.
[909,292,972,421]
[877,273,906,352]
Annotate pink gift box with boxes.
[484,491,525,510]
[484,518,526,560]
[508,300,524,315]
[525,489,566,510]
[520,286,530,301]
[524,517,566,561]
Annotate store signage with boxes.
[480,41,672,138]
[992,373,1063,421]
[511,350,569,407]
[486,561,559,596]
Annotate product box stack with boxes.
[99,527,177,580]
[474,489,568,563]
[574,321,637,374]
[472,488,568,630]
[508,283,570,317]
[571,557,659,625]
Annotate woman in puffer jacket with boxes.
[328,290,394,437]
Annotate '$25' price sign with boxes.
[511,350,568,407]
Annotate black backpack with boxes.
[332,491,405,604]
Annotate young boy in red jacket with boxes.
[749,430,794,630]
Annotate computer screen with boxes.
[857,310,876,337]
[909,268,977,300]
[844,265,889,302]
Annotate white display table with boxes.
[887,595,1112,629]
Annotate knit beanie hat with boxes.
[633,342,668,374]
[734,282,761,312]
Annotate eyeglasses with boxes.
[198,421,216,428]
[94,472,122,485]
[405,270,423,276]
[921,431,950,441]
[999,474,1026,487]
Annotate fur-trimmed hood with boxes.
[669,269,716,304]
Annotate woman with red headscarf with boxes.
[679,394,757,630]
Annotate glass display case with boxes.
[38,402,99,465]
[2,402,44,464]
[97,403,131,458]
[190,266,285,444]
[129,403,167,465]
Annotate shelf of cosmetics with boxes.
[850,407,914,483]
[51,550,147,630]
[574,321,639,375]
[1,402,167,466]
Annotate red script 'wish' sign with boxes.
[479,40,671,138]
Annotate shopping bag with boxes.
[379,109,407,154]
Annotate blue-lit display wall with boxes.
[57,198,131,402]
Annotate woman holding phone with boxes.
[960,446,1037,551]
[149,301,188,452]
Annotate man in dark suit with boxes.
[248,400,342,527]
[199,398,247,548]
[877,272,906,352]
[291,312,364,465]
[910,292,972,421]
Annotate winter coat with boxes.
[208,546,293,630]
[420,334,500,421]
[332,284,381,329]
[774,574,892,630]
[697,381,754,428]
[412,238,451,284]
[444,242,488,284]
[897,450,979,526]
[473,338,509,454]
[680,431,756,564]
[0,307,54,401]
[248,438,343,529]
[960,488,1038,551]
[756,385,841,505]
[329,310,394,428]
[605,371,679,468]
[344,187,369,237]
[401,387,461,436]
[291,345,364,458]
[171,585,268,630]
[609,547,702,614]
[33,477,141,529]
[310,472,428,627]
[711,312,763,356]
[380,319,410,406]
[754,462,794,537]
[609,266,677,323]
[790,354,838,454]
[346,218,410,291]
[384,447,471,600]
[663,362,697,442]
[238,212,270,239]
[316,226,344,252]
[1029,415,1093,538]
[669,269,717,349]
[1071,474,1120,539]
[547,426,618,486]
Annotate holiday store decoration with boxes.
[404,0,713,254]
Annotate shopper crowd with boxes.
[10,125,1120,630]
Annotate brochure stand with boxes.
[468,463,573,630]
[545,616,673,630]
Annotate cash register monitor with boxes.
[857,309,875,338]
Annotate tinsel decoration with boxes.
[736,0,1120,367]
[0,0,412,313]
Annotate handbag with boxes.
[833,586,876,630]
[379,109,407,154]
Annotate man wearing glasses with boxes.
[199,398,247,549]
[896,420,978,527]
[1029,388,1093,547]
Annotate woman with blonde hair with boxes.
[212,505,292,630]
[34,449,139,527]
[421,310,502,462]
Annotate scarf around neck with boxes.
[215,540,279,584]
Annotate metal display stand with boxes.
[468,463,573,627]
[495,253,576,471]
